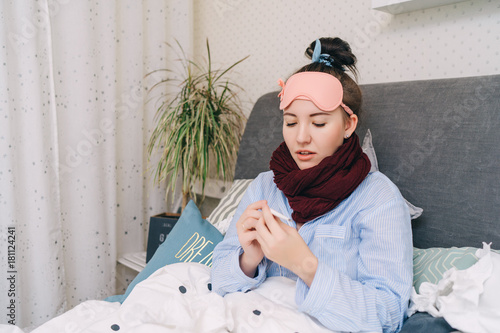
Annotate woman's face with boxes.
[283,99,356,170]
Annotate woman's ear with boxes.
[345,114,358,137]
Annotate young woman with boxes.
[211,37,413,333]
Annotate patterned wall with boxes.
[193,0,500,113]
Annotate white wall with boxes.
[193,0,500,114]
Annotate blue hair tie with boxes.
[312,39,334,67]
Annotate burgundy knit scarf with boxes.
[269,133,371,224]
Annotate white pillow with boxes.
[362,129,423,220]
[361,128,379,173]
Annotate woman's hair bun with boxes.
[305,37,358,76]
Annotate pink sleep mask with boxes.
[278,72,353,115]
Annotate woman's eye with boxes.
[285,122,297,127]
[314,123,326,127]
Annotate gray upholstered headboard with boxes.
[235,74,500,249]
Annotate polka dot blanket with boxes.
[10,263,336,333]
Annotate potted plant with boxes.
[146,39,248,211]
[143,39,247,262]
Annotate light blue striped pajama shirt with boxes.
[211,170,413,333]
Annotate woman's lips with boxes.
[296,151,315,161]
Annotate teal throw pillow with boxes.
[105,200,224,303]
[412,247,479,293]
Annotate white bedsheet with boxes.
[4,263,336,333]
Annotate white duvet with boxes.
[4,263,335,333]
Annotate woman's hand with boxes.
[236,200,266,277]
[255,204,318,287]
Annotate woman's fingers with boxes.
[255,215,273,242]
[237,200,267,230]
[239,214,260,232]
[261,204,285,235]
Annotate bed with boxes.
[3,74,500,333]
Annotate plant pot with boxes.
[146,212,181,263]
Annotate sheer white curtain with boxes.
[0,0,192,329]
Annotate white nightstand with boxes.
[117,251,147,272]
